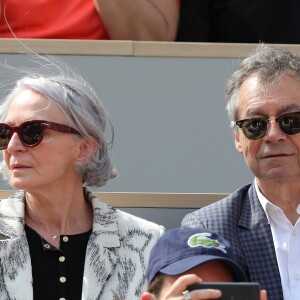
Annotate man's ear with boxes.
[233,130,243,154]
[140,292,156,300]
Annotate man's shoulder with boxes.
[195,183,251,212]
[181,184,253,227]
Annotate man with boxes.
[141,228,267,300]
[181,44,300,300]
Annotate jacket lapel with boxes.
[238,184,283,299]
[0,191,33,299]
[82,196,120,300]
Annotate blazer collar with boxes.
[85,188,120,247]
[0,190,26,238]
[0,190,33,299]
[238,183,266,229]
[238,183,283,299]
[82,189,121,299]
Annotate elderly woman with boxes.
[0,59,164,300]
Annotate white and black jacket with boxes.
[0,189,164,299]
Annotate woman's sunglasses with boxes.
[235,111,300,140]
[0,120,79,150]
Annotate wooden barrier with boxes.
[0,190,227,208]
[1,38,300,58]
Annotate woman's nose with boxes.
[6,132,26,152]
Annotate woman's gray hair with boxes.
[226,44,300,126]
[0,56,117,187]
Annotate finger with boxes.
[260,289,267,300]
[165,274,202,296]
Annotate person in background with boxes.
[93,0,179,41]
[0,0,179,41]
[176,0,300,44]
[0,56,164,299]
[141,228,267,300]
[181,44,300,300]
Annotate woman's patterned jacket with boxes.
[0,189,165,299]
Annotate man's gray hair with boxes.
[226,44,300,125]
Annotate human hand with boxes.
[141,274,267,300]
[140,274,222,300]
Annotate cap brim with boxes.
[159,255,248,282]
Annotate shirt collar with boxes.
[254,178,300,220]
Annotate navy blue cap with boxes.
[147,228,248,284]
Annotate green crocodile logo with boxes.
[187,232,226,253]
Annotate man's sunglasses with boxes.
[235,111,300,140]
[0,120,79,150]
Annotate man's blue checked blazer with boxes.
[181,183,283,300]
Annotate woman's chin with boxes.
[9,180,29,190]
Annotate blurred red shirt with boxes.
[0,0,109,39]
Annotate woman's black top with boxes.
[25,225,91,300]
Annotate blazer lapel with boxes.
[0,235,33,299]
[82,196,120,300]
[0,191,33,299]
[238,184,283,300]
